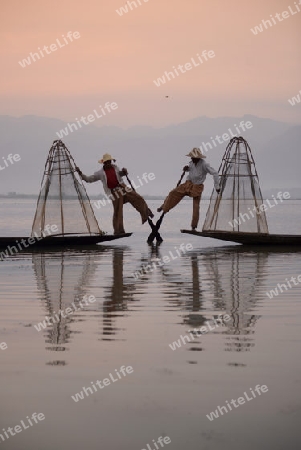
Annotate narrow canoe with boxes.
[181,230,301,246]
[0,233,132,249]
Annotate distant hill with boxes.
[0,114,299,196]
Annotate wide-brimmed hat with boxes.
[98,153,116,163]
[186,147,206,159]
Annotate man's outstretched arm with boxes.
[205,163,220,192]
[76,167,101,183]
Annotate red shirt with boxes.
[104,166,119,189]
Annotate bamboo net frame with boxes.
[32,140,103,237]
[203,136,269,234]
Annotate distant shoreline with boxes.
[1,194,301,200]
[0,194,166,200]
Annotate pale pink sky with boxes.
[0,0,300,127]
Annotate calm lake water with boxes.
[0,199,301,450]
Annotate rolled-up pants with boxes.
[111,183,150,234]
[159,180,204,229]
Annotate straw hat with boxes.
[98,153,116,163]
[186,147,206,159]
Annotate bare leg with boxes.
[112,192,125,234]
[191,196,201,229]
[123,189,152,224]
[158,183,187,213]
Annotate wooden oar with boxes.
[147,213,165,244]
[148,170,186,243]
[123,171,160,242]
[125,174,135,191]
[176,169,186,187]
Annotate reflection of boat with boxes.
[181,229,301,246]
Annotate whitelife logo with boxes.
[94,172,155,209]
[266,274,301,299]
[0,153,21,171]
[169,314,231,351]
[206,385,269,421]
[228,191,291,229]
[18,32,81,68]
[55,102,118,138]
[71,365,134,403]
[153,50,215,87]
[0,342,8,351]
[140,435,171,450]
[0,412,45,444]
[34,294,96,332]
[250,1,301,35]
[199,120,253,154]
[288,89,301,106]
[116,0,150,16]
[0,224,58,261]
[132,243,193,279]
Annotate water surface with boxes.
[0,199,301,450]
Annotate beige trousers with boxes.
[160,180,204,229]
[111,183,150,234]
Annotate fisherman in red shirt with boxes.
[76,153,153,234]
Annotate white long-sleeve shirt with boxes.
[186,159,220,189]
[81,164,122,197]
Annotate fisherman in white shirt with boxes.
[158,148,220,230]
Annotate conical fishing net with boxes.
[32,140,102,237]
[203,137,269,233]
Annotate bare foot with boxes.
[147,208,154,218]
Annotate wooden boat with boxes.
[181,138,301,247]
[0,233,132,249]
[181,230,301,246]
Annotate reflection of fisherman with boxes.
[158,148,220,230]
[76,153,153,235]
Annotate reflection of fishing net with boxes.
[203,137,269,233]
[32,140,102,237]
[204,249,266,352]
[32,252,98,349]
